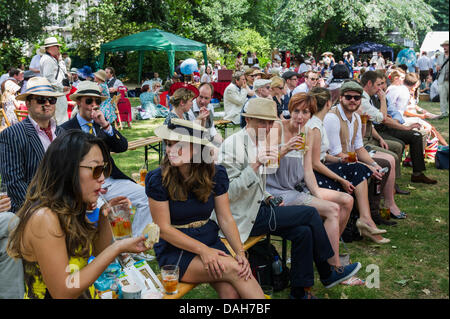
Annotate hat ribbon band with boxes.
[167,120,203,138]
[26,85,55,93]
[76,89,102,95]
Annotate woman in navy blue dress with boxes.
[145,118,264,299]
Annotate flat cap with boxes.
[340,80,364,95]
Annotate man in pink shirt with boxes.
[0,77,65,213]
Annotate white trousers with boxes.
[102,177,152,237]
[55,95,69,125]
[439,81,449,115]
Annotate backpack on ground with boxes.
[247,237,290,292]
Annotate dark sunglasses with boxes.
[30,96,57,105]
[309,77,319,81]
[343,94,362,101]
[80,163,110,179]
[84,97,102,105]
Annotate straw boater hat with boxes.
[253,79,272,90]
[242,97,278,121]
[154,118,215,148]
[69,81,108,102]
[16,77,64,101]
[94,69,107,82]
[39,37,62,53]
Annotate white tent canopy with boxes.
[420,31,449,56]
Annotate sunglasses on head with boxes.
[84,97,102,105]
[343,94,362,101]
[30,96,57,105]
[80,163,110,179]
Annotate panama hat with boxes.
[242,97,278,121]
[69,81,108,101]
[441,40,449,46]
[253,79,272,90]
[154,118,215,148]
[16,77,65,101]
[94,69,107,82]
[39,37,62,53]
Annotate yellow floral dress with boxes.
[24,248,98,299]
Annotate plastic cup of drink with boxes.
[0,184,7,200]
[140,168,148,183]
[297,132,306,150]
[161,265,179,295]
[261,285,273,299]
[361,114,369,124]
[347,151,357,163]
[109,203,132,240]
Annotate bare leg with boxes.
[182,255,264,299]
[316,188,353,234]
[307,197,341,266]
[373,153,401,215]
[353,179,387,241]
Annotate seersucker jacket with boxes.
[0,117,64,213]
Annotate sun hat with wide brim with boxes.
[69,80,108,101]
[94,69,107,82]
[16,77,65,101]
[154,118,215,148]
[39,37,62,53]
[242,97,278,121]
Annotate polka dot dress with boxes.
[314,162,373,192]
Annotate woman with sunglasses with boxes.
[270,76,288,119]
[306,87,390,244]
[7,130,148,299]
[146,118,264,299]
[94,69,117,124]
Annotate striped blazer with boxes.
[0,117,64,213]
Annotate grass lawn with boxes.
[113,99,449,299]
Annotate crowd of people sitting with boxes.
[0,36,448,299]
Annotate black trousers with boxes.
[375,125,425,173]
[249,203,334,288]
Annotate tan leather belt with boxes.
[172,219,209,229]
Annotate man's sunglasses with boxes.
[84,97,102,105]
[343,94,362,101]
[29,96,57,105]
[80,163,110,179]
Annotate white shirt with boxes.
[323,104,363,156]
[430,80,439,100]
[361,91,384,123]
[29,54,41,75]
[386,85,410,115]
[305,115,329,161]
[416,55,431,71]
[187,99,218,138]
[291,83,309,96]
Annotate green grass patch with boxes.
[112,100,448,299]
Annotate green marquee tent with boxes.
[98,28,208,84]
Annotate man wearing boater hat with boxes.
[215,97,361,299]
[0,77,65,213]
[39,36,70,124]
[61,81,153,237]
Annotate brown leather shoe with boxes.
[411,173,437,184]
